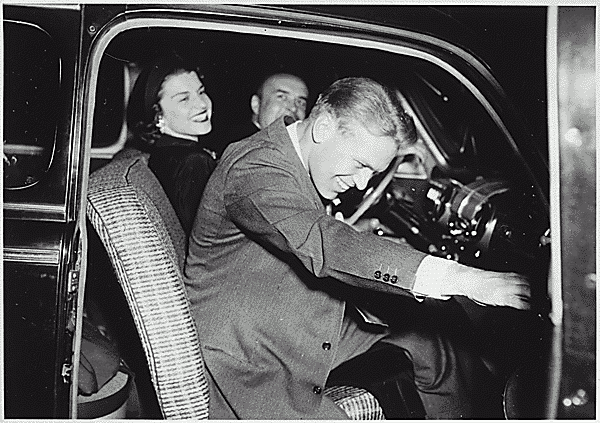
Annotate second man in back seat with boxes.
[227,72,309,143]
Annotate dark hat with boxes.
[127,51,199,128]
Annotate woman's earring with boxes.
[157,116,165,133]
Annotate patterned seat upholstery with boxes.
[325,386,385,420]
[86,149,385,419]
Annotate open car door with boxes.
[551,5,596,419]
[3,5,89,418]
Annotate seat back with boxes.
[86,149,209,419]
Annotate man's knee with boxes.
[382,331,462,392]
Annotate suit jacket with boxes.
[184,116,428,419]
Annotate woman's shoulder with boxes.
[154,135,215,157]
[178,146,218,174]
[149,141,216,174]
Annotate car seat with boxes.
[86,148,386,419]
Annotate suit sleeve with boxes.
[223,147,427,296]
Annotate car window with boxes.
[92,55,126,149]
[95,25,524,168]
[398,63,520,182]
[3,21,59,189]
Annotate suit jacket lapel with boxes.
[266,117,325,212]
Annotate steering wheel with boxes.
[345,155,403,226]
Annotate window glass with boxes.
[398,62,519,182]
[91,55,125,148]
[3,21,59,189]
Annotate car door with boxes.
[3,5,89,418]
[550,5,596,419]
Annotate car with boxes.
[3,3,595,419]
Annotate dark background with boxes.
[101,6,548,162]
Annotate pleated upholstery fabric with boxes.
[86,149,384,420]
[87,150,209,419]
[324,386,385,420]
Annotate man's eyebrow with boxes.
[276,88,308,102]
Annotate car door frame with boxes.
[3,4,91,418]
[546,5,596,419]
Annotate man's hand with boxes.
[451,264,531,310]
[335,208,532,310]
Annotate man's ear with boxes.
[312,114,336,144]
[250,94,261,116]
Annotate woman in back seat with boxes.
[127,51,217,236]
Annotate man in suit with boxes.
[184,77,530,419]
[227,72,309,143]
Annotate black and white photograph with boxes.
[2,3,596,419]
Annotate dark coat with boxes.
[148,134,217,236]
[184,117,427,419]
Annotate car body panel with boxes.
[3,219,79,417]
[553,6,596,418]
[3,4,87,418]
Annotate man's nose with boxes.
[286,98,298,112]
[354,168,372,190]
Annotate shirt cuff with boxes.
[412,255,453,301]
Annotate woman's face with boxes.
[158,71,212,140]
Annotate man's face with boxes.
[308,117,398,200]
[253,74,308,128]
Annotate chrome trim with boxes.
[546,6,563,329]
[4,19,54,35]
[3,144,45,155]
[3,202,66,214]
[3,247,60,265]
[546,7,561,419]
[3,3,80,10]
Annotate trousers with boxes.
[329,297,502,419]
[205,295,509,419]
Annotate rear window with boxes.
[3,21,59,189]
[92,54,126,149]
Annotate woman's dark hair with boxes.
[127,51,202,149]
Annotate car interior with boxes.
[83,23,552,419]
